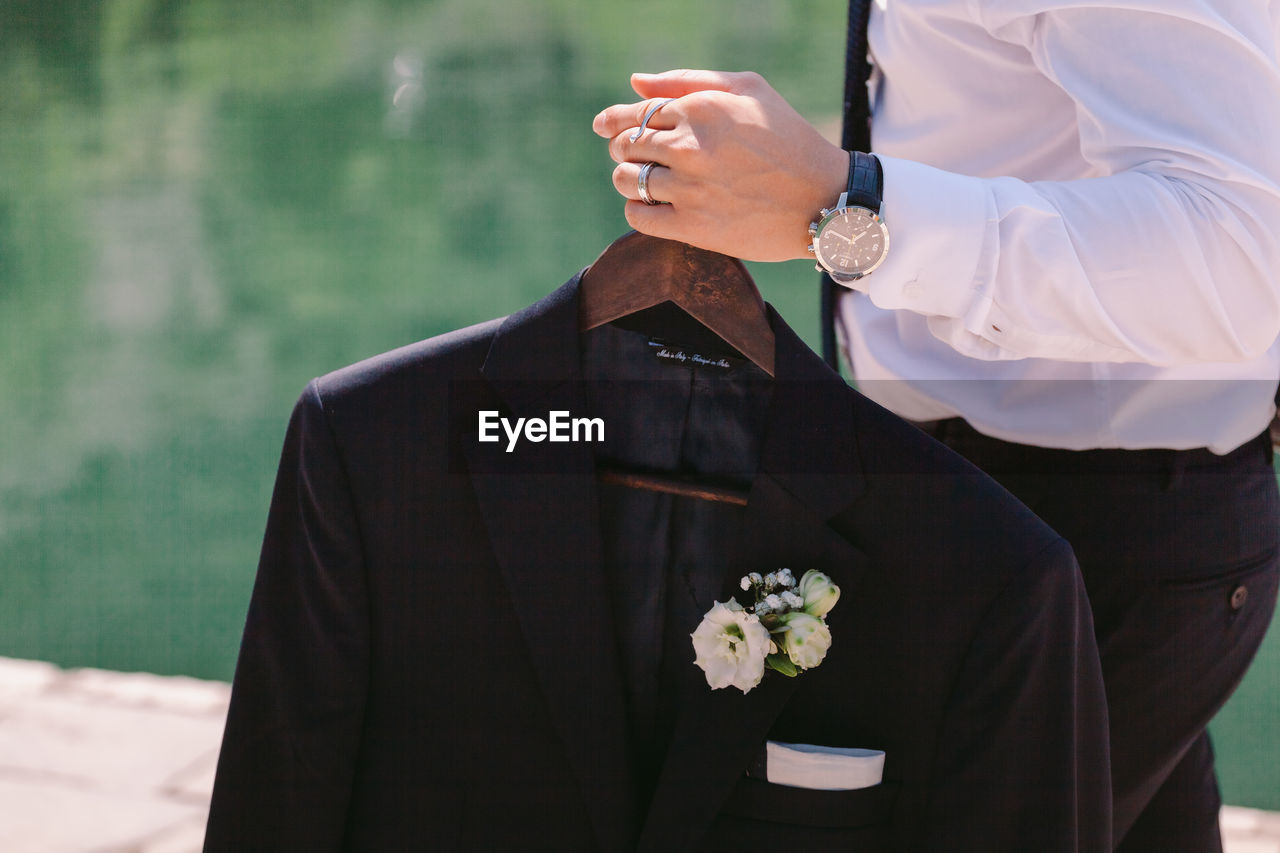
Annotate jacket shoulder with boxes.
[313,316,504,403]
[285,317,505,475]
[841,394,1069,592]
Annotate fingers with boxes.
[608,161,687,242]
[612,161,674,205]
[623,198,684,242]
[592,69,763,139]
[593,96,679,140]
[606,123,676,166]
[631,69,760,99]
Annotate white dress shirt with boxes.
[837,0,1280,452]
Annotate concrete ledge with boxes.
[0,658,228,853]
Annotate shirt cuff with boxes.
[862,154,994,326]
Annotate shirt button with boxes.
[1230,585,1249,611]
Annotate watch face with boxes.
[814,207,889,280]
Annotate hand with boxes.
[592,70,849,263]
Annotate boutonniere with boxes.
[691,569,841,694]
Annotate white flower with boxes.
[781,590,804,610]
[764,593,783,611]
[798,570,841,618]
[691,599,772,693]
[740,576,752,591]
[778,612,833,670]
[776,568,796,588]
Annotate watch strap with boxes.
[845,150,882,212]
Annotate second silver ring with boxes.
[637,161,663,206]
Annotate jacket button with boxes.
[1230,585,1248,611]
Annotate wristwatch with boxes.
[808,151,889,285]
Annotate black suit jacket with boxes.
[205,274,1111,851]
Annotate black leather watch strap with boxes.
[845,150,883,212]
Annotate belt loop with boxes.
[1162,450,1186,492]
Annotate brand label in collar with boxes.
[648,338,739,373]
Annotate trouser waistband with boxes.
[910,418,1273,481]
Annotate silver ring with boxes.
[637,161,662,205]
[629,98,675,142]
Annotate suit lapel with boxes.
[464,280,873,851]
[637,313,872,852]
[463,275,641,852]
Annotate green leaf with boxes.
[766,653,798,677]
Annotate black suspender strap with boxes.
[821,0,876,370]
[842,0,875,154]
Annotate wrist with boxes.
[790,145,855,260]
[807,151,889,283]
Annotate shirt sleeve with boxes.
[861,0,1280,365]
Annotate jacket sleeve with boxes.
[204,380,370,852]
[919,537,1112,852]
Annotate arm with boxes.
[593,0,1280,364]
[920,538,1111,852]
[865,0,1280,365]
[204,381,369,852]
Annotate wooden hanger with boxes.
[579,231,775,377]
[579,231,774,505]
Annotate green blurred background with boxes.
[1,0,1275,809]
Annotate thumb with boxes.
[630,69,760,98]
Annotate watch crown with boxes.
[806,245,815,254]
[820,208,832,217]
[807,224,818,237]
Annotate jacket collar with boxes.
[476,271,866,515]
[463,272,869,851]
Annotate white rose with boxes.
[798,570,840,618]
[691,599,772,693]
[778,611,833,670]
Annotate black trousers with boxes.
[919,419,1280,851]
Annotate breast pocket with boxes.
[706,778,906,850]
[700,775,901,851]
[719,775,901,828]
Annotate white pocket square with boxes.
[765,741,885,791]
